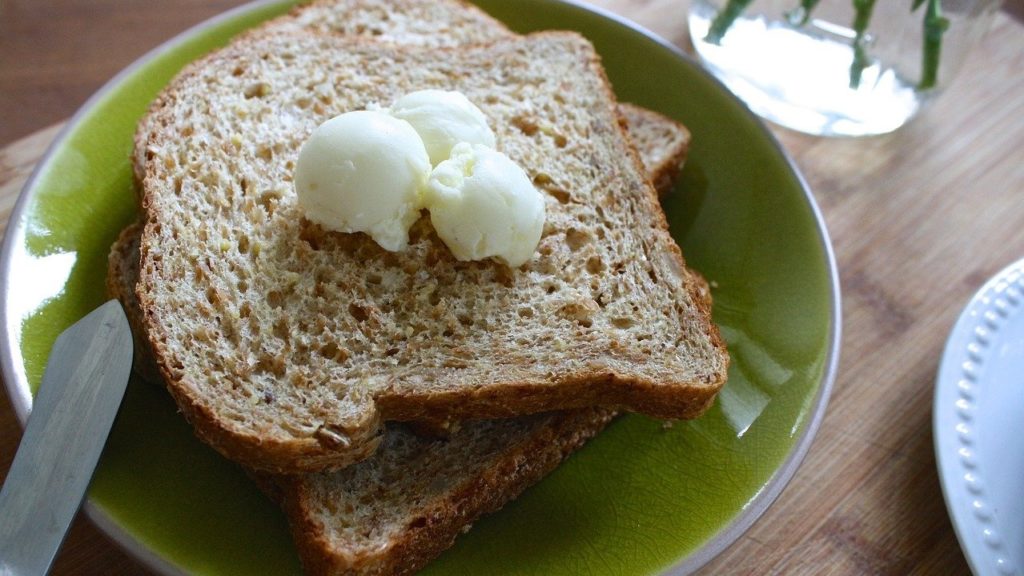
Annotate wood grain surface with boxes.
[2,1,1023,575]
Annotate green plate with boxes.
[0,1,840,574]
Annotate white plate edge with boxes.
[935,257,1024,576]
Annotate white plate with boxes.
[936,258,1024,576]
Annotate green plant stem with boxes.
[918,0,949,89]
[849,0,878,88]
[705,0,755,44]
[704,0,947,93]
[786,0,823,26]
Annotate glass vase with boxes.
[688,0,1002,136]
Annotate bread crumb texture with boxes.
[266,0,514,45]
[137,32,727,472]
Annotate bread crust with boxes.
[618,103,691,198]
[376,371,718,421]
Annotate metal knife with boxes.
[0,300,133,575]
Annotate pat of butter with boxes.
[389,90,496,166]
[425,143,545,268]
[294,92,545,265]
[293,110,430,251]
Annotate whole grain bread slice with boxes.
[136,32,726,474]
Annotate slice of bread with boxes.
[135,31,727,474]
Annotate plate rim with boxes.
[934,257,1024,576]
[0,1,841,574]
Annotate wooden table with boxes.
[2,1,1023,574]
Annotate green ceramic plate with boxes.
[0,1,840,574]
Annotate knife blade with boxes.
[0,300,133,576]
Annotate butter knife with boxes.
[0,300,132,575]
